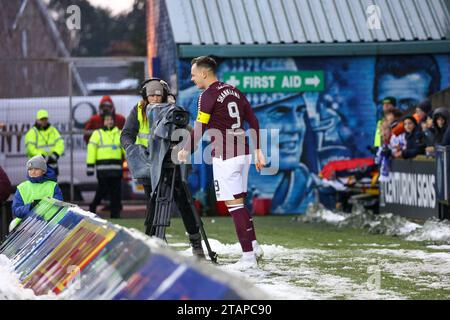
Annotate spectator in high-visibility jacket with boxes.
[87,112,125,219]
[24,109,64,177]
[373,97,396,147]
[10,155,63,232]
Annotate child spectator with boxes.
[375,122,395,181]
[10,155,63,231]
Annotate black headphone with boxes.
[140,78,171,102]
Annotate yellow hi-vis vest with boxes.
[136,102,150,148]
[373,119,383,147]
[87,127,124,173]
[24,125,65,158]
[10,180,57,231]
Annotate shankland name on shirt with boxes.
[217,88,240,103]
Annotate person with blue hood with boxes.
[10,155,63,231]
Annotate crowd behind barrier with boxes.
[374,101,449,182]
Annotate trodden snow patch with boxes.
[0,255,56,300]
[406,218,450,243]
[298,203,450,243]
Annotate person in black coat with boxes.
[432,108,449,144]
[0,166,12,205]
[393,115,426,159]
[425,107,449,155]
[443,124,450,146]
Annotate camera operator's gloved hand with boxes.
[138,144,149,157]
[125,144,148,156]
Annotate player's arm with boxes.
[243,97,265,172]
[190,110,210,151]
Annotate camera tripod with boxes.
[144,157,218,263]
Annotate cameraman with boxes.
[120,79,206,259]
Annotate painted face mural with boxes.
[250,94,314,214]
[253,94,306,171]
[373,55,442,120]
[177,55,448,214]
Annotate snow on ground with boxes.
[362,249,450,291]
[173,239,450,300]
[296,205,348,225]
[299,204,450,243]
[406,219,450,243]
[0,255,56,300]
[2,206,449,300]
[348,243,401,248]
[427,245,450,250]
[2,236,450,299]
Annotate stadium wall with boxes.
[176,54,450,215]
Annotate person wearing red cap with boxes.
[83,96,126,144]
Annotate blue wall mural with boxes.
[177,55,450,214]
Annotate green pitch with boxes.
[111,216,450,300]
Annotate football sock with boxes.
[227,204,253,252]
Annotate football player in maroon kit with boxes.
[178,56,266,268]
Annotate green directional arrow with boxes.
[223,71,324,93]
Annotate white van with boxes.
[0,95,145,202]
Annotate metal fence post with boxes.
[68,61,74,202]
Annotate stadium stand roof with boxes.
[164,0,450,57]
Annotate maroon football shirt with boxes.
[188,81,260,159]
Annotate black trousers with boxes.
[143,183,153,228]
[146,167,199,236]
[90,177,122,218]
